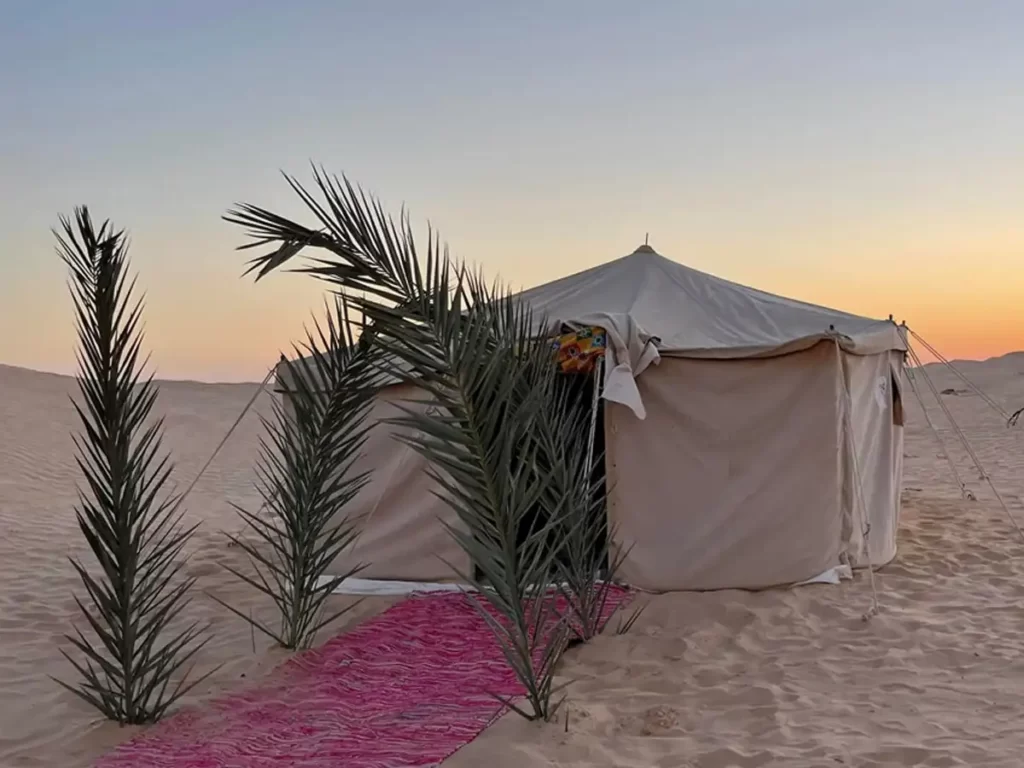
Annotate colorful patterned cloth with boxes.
[95,588,631,768]
[551,326,607,374]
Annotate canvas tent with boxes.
[276,245,906,592]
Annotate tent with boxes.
[276,245,907,592]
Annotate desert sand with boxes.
[2,354,1024,767]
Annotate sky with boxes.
[2,0,1023,382]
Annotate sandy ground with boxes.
[0,364,397,767]
[2,354,1024,767]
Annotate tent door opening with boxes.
[542,368,608,575]
[471,365,609,585]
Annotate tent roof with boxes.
[516,245,905,359]
[277,245,905,396]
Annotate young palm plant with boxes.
[225,170,575,720]
[212,297,378,650]
[389,277,576,720]
[54,207,209,724]
[534,376,628,644]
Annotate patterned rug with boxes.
[96,587,630,768]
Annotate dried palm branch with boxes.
[211,297,378,650]
[226,169,574,720]
[1008,406,1023,428]
[53,207,209,724]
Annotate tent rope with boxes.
[831,337,880,619]
[898,339,973,500]
[173,363,277,513]
[907,328,1010,421]
[901,332,988,475]
[905,339,991,478]
[899,328,1024,545]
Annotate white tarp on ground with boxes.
[319,577,470,596]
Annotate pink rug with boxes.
[96,587,630,768]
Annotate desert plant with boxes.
[225,169,575,720]
[387,279,575,720]
[211,297,378,650]
[614,603,647,635]
[533,375,630,644]
[53,207,209,724]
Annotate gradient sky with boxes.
[3,1,1023,381]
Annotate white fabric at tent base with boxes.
[321,576,472,596]
[796,564,853,587]
[321,566,853,595]
[320,576,631,597]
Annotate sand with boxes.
[2,355,1024,767]
[0,364,396,767]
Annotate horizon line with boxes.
[5,347,1024,387]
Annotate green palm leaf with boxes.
[227,168,577,720]
[211,296,378,650]
[53,207,211,724]
[532,371,633,642]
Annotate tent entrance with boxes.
[473,326,609,584]
[543,366,608,574]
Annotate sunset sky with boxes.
[2,1,1022,381]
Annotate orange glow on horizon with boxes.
[7,249,1023,383]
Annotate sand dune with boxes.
[2,358,1024,766]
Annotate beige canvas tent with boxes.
[276,245,907,592]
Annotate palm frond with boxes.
[532,365,631,642]
[615,603,648,635]
[227,169,572,720]
[54,207,210,724]
[354,276,574,721]
[212,296,378,650]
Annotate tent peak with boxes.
[632,243,657,254]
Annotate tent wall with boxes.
[283,382,470,581]
[841,350,904,568]
[604,343,845,591]
[279,345,903,592]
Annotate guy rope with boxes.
[173,363,278,513]
[897,324,1024,546]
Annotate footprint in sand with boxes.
[640,705,679,736]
